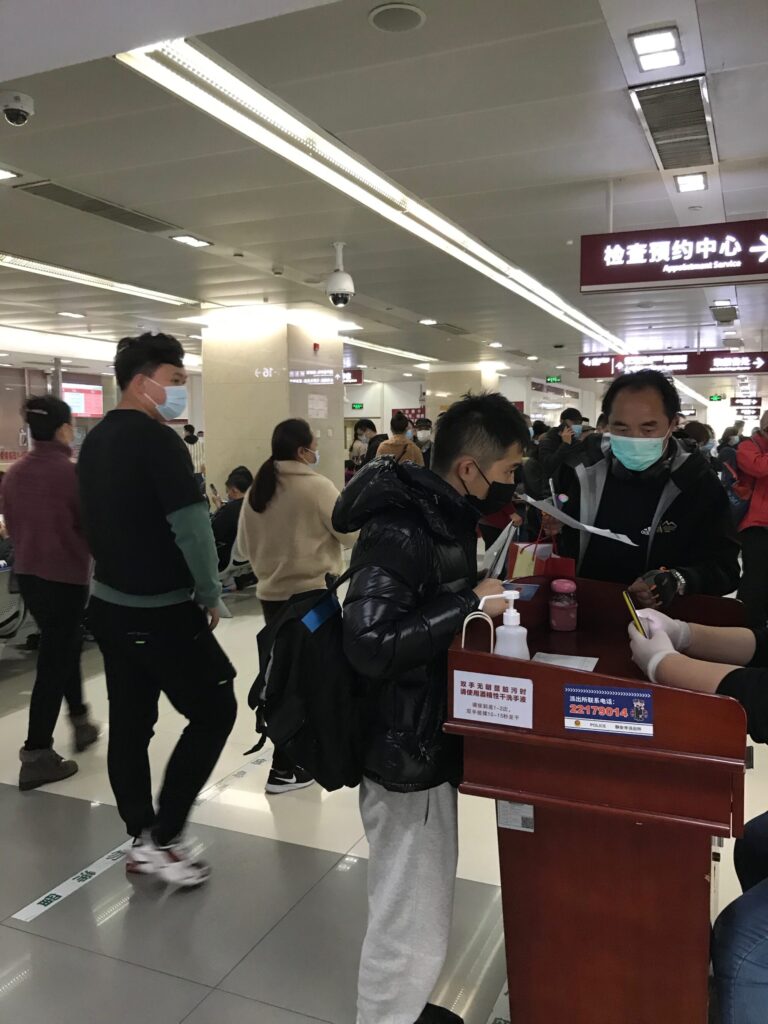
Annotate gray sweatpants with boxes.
[357,777,459,1024]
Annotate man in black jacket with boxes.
[536,406,585,481]
[552,370,740,608]
[333,393,528,1024]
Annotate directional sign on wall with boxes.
[581,218,768,291]
[579,351,768,379]
[732,397,763,409]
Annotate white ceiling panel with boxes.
[0,0,764,386]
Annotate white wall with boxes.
[343,380,424,433]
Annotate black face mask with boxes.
[462,464,516,515]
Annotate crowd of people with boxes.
[4,332,768,1022]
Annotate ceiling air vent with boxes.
[630,77,716,171]
[15,181,177,234]
[425,322,469,336]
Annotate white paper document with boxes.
[521,496,638,547]
[532,652,599,672]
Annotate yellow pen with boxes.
[623,590,648,639]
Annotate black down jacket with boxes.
[332,457,481,792]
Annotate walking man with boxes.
[79,332,237,887]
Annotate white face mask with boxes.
[309,449,320,466]
[416,430,431,443]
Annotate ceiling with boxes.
[0,0,766,399]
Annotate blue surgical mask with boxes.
[571,424,583,438]
[528,426,534,438]
[405,429,414,440]
[611,435,666,472]
[152,384,187,421]
[702,440,715,454]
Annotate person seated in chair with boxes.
[211,466,253,573]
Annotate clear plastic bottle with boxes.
[550,578,578,632]
[494,589,531,660]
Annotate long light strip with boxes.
[0,253,196,307]
[340,337,438,363]
[115,40,627,352]
[116,39,707,404]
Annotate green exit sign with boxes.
[709,394,725,402]
[352,403,364,411]
[546,375,562,384]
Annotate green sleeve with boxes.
[166,503,222,609]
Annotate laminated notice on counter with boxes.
[564,685,654,737]
[454,670,533,729]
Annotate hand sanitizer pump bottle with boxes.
[494,588,530,660]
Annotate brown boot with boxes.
[19,747,78,791]
[71,706,101,753]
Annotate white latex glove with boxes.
[627,620,675,682]
[637,609,691,652]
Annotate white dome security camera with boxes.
[326,241,355,307]
[0,91,35,127]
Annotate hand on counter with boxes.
[474,577,507,619]
[628,618,675,682]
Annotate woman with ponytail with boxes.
[237,418,357,793]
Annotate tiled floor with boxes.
[0,589,763,1023]
[0,592,506,1024]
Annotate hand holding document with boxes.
[521,495,638,548]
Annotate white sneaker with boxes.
[127,833,211,888]
[125,833,155,876]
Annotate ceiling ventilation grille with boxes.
[15,181,177,234]
[426,322,469,336]
[630,77,715,170]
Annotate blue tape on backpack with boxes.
[301,593,340,633]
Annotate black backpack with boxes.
[247,570,366,792]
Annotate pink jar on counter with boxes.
[549,578,577,632]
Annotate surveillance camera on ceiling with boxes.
[326,241,355,307]
[0,91,35,127]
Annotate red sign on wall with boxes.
[581,218,768,291]
[343,368,363,385]
[579,351,768,379]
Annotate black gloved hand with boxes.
[640,569,679,610]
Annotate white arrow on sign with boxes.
[749,234,768,263]
[754,357,766,369]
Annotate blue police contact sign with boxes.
[564,685,654,738]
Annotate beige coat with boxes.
[376,434,424,466]
[237,461,356,601]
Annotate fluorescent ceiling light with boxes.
[0,252,196,306]
[171,234,211,248]
[638,50,681,72]
[58,311,85,319]
[357,364,368,368]
[631,29,678,56]
[413,362,432,370]
[527,355,539,361]
[489,342,503,349]
[712,300,734,308]
[556,365,566,370]
[674,172,707,193]
[403,372,413,377]
[336,337,437,362]
[419,318,438,326]
[0,169,19,181]
[61,359,73,364]
[117,39,709,400]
